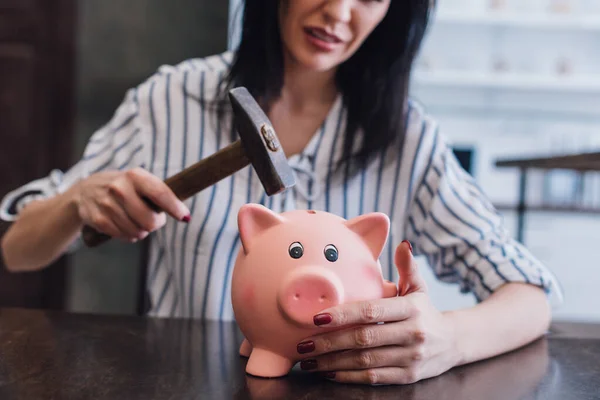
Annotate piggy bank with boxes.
[231,203,398,378]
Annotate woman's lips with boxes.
[304,27,344,51]
[305,27,343,43]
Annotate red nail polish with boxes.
[181,214,191,223]
[314,313,332,326]
[402,240,413,254]
[300,359,318,370]
[297,340,315,354]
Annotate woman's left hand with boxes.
[296,241,461,385]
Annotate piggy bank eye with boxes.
[289,242,304,259]
[324,244,338,262]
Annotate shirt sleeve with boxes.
[0,87,146,224]
[404,126,563,307]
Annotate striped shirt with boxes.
[0,51,562,320]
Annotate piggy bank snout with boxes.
[277,267,344,327]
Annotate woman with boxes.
[1,0,560,385]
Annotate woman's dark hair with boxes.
[220,0,434,173]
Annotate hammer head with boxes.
[228,87,296,196]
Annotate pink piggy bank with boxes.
[231,203,398,378]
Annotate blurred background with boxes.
[0,0,598,322]
[410,0,600,322]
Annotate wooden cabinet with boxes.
[0,0,76,309]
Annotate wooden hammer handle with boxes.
[81,141,250,247]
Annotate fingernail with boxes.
[314,313,332,326]
[181,214,191,223]
[300,359,318,370]
[297,341,315,354]
[402,240,413,254]
[319,372,336,379]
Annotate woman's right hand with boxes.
[73,167,190,243]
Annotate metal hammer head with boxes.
[228,87,296,196]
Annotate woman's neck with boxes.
[279,55,338,113]
[264,53,340,157]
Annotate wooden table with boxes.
[496,151,600,243]
[0,308,599,399]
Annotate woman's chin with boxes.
[291,52,343,72]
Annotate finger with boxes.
[395,240,427,296]
[97,195,148,240]
[301,345,423,372]
[322,367,420,386]
[85,208,126,239]
[383,280,398,298]
[125,168,190,221]
[108,180,167,233]
[298,322,424,357]
[312,297,416,328]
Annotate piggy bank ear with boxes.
[344,213,390,260]
[237,203,285,255]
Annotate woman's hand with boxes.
[295,241,461,385]
[73,167,190,242]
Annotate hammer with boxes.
[81,87,296,247]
